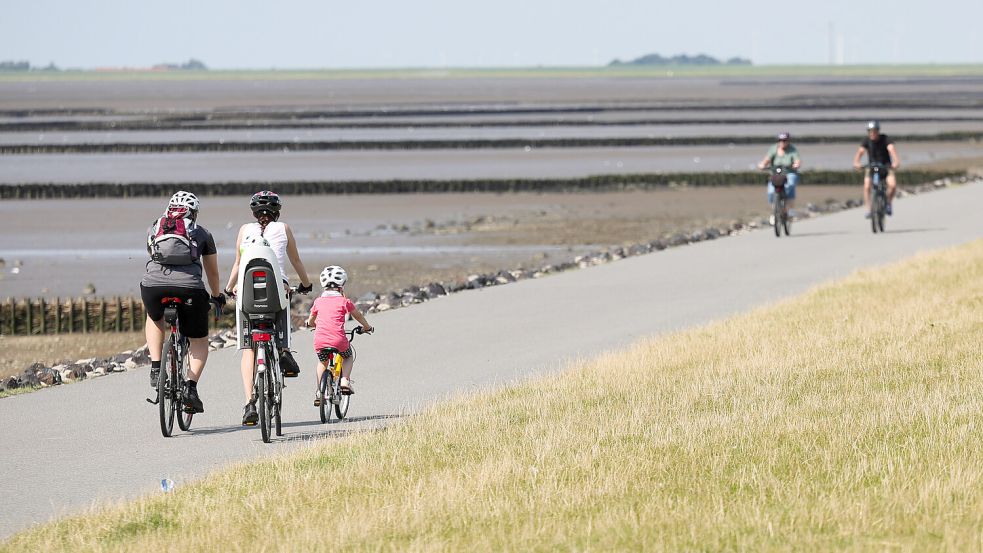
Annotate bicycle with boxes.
[767,166,792,237]
[316,326,364,424]
[146,297,193,437]
[865,162,889,233]
[242,284,302,443]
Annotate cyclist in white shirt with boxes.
[225,191,313,426]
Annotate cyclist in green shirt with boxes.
[757,132,802,224]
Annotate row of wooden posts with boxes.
[1,297,143,335]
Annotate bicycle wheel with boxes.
[876,191,886,232]
[335,389,351,420]
[318,371,330,424]
[158,339,176,437]
[273,365,283,437]
[870,186,881,234]
[258,370,272,443]
[176,339,193,431]
[773,197,782,237]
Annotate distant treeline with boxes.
[0,60,59,72]
[0,59,207,72]
[609,53,751,66]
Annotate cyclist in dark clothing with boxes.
[141,191,226,413]
[852,120,901,217]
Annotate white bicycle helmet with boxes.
[319,265,348,288]
[168,190,200,212]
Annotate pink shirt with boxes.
[310,291,356,351]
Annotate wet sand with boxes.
[1,187,861,299]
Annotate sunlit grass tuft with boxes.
[4,240,982,551]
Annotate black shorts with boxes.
[317,347,352,362]
[140,285,211,338]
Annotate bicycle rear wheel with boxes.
[158,339,176,437]
[319,371,330,424]
[273,368,283,437]
[177,340,193,431]
[258,371,272,443]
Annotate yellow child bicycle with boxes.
[316,326,364,423]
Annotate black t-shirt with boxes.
[861,134,894,165]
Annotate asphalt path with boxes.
[2,142,982,184]
[1,182,980,538]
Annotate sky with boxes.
[2,0,981,69]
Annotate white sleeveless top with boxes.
[242,221,288,277]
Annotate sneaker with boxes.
[886,203,893,216]
[768,214,776,226]
[313,391,322,407]
[280,350,300,378]
[150,367,159,389]
[183,383,205,413]
[242,400,258,426]
[340,377,354,395]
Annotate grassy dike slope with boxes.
[5,241,982,552]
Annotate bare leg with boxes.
[145,316,165,362]
[863,176,872,211]
[315,360,328,390]
[887,172,898,203]
[186,337,209,382]
[240,349,255,401]
[341,355,354,380]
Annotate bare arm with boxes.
[224,226,245,293]
[887,143,900,169]
[852,146,866,168]
[202,254,222,297]
[351,308,373,333]
[284,224,312,287]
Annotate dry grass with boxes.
[4,241,982,552]
[0,332,146,380]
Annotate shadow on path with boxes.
[882,227,947,234]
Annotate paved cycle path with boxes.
[1,182,980,537]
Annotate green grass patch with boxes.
[4,240,982,551]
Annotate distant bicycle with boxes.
[316,326,364,423]
[865,162,890,233]
[768,166,792,237]
[147,297,194,437]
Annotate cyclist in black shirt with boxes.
[852,120,901,217]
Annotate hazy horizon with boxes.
[2,0,980,70]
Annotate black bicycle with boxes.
[147,297,194,437]
[317,327,365,423]
[866,162,889,233]
[250,320,286,443]
[769,166,792,237]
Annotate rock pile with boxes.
[0,345,152,393]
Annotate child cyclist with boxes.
[305,266,373,403]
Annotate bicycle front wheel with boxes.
[876,191,886,232]
[158,339,176,437]
[335,391,350,420]
[773,197,782,237]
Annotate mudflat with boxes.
[1,186,861,299]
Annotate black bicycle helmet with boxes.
[249,190,281,220]
[867,120,880,131]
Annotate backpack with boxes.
[148,215,200,265]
